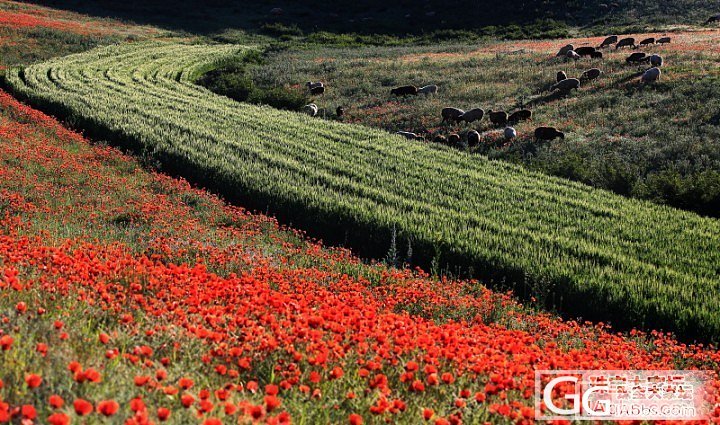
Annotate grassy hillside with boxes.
[248,30,720,216]
[31,0,720,41]
[6,41,720,342]
[1,80,719,424]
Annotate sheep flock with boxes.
[300,30,674,150]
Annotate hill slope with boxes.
[33,0,720,38]
[6,41,720,341]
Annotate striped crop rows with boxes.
[5,41,720,340]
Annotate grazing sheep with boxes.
[556,71,568,82]
[649,54,663,67]
[639,37,655,46]
[616,37,636,49]
[433,135,447,144]
[303,103,318,117]
[306,81,324,90]
[641,67,661,83]
[418,84,438,95]
[599,35,618,48]
[504,127,517,140]
[706,14,720,24]
[460,108,485,123]
[391,85,418,96]
[396,131,421,140]
[566,50,581,60]
[336,106,345,117]
[467,130,480,147]
[534,127,565,141]
[441,107,465,124]
[488,110,509,126]
[591,51,604,59]
[575,46,596,57]
[551,78,580,92]
[581,68,603,81]
[310,85,325,95]
[557,44,574,57]
[657,37,672,44]
[448,133,461,146]
[626,52,648,63]
[508,109,532,123]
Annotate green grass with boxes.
[246,34,720,215]
[5,41,720,342]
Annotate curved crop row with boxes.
[5,41,720,341]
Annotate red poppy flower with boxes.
[47,413,70,425]
[15,302,27,313]
[178,377,193,390]
[0,335,12,351]
[25,374,42,388]
[98,333,110,344]
[180,394,194,408]
[49,395,64,409]
[97,400,119,416]
[134,375,150,387]
[349,413,363,425]
[423,408,434,420]
[265,395,281,412]
[203,419,221,425]
[21,405,36,419]
[73,399,93,416]
[157,407,171,421]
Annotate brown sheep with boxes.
[566,50,581,60]
[488,110,509,126]
[650,54,663,67]
[641,67,661,83]
[557,71,568,82]
[441,107,465,124]
[467,130,480,147]
[575,46,596,57]
[557,44,574,57]
[508,109,532,124]
[460,108,485,124]
[391,85,418,96]
[535,127,565,141]
[581,68,603,81]
[550,78,580,92]
[599,35,618,48]
[657,37,672,44]
[591,51,604,59]
[615,37,636,49]
[626,52,648,64]
[639,37,655,46]
[433,135,447,145]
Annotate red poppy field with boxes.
[0,0,719,423]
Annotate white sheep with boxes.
[504,127,517,140]
[557,44,574,57]
[418,85,438,95]
[566,50,581,60]
[303,103,318,117]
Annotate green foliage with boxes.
[6,42,720,342]
[197,52,309,110]
[250,42,720,216]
